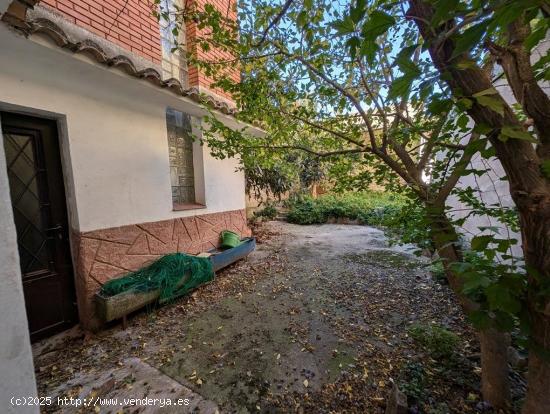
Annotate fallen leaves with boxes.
[34,222,482,414]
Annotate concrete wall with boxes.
[0,119,39,413]
[0,24,246,234]
[448,38,550,258]
[0,5,39,412]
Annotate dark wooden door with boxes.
[1,112,78,342]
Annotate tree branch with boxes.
[435,133,480,204]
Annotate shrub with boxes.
[429,261,447,283]
[383,202,433,250]
[285,191,405,226]
[399,361,427,402]
[408,323,460,360]
[254,203,278,220]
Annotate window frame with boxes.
[165,107,205,211]
[159,0,189,86]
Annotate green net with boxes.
[99,253,214,302]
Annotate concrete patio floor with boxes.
[34,222,476,413]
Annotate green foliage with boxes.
[253,203,278,220]
[408,323,460,360]
[245,162,294,200]
[285,191,404,226]
[399,361,427,403]
[429,261,447,283]
[384,201,433,251]
[452,249,527,332]
[167,0,548,350]
[452,186,520,233]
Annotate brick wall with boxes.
[39,0,238,101]
[40,0,162,63]
[186,0,240,101]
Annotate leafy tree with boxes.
[163,0,549,410]
[244,160,294,201]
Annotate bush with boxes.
[429,261,447,283]
[285,191,405,226]
[254,203,278,220]
[399,361,427,402]
[408,323,460,360]
[383,202,433,250]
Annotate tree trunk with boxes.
[406,2,550,410]
[523,305,550,414]
[519,207,550,414]
[479,328,512,409]
[427,207,511,409]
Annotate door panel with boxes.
[1,112,78,342]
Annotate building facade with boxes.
[0,1,253,409]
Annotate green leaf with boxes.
[297,10,308,28]
[457,114,469,129]
[463,274,492,293]
[478,226,500,234]
[496,238,514,253]
[457,98,473,109]
[361,10,395,41]
[350,0,367,24]
[541,160,550,179]
[359,41,379,64]
[388,74,416,99]
[468,310,492,329]
[432,0,460,26]
[395,45,418,67]
[475,95,504,116]
[485,284,521,314]
[492,2,527,28]
[346,36,360,59]
[471,234,493,251]
[493,310,516,331]
[500,126,538,143]
[455,60,477,70]
[395,47,420,75]
[472,87,498,97]
[428,97,452,115]
[331,16,356,35]
[525,22,548,51]
[451,23,486,59]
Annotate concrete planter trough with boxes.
[95,237,256,326]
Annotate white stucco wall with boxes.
[0,24,249,233]
[0,0,10,14]
[0,118,39,413]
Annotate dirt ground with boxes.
[34,222,496,413]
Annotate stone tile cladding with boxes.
[72,209,251,329]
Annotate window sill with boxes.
[173,203,206,211]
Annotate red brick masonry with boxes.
[72,209,251,329]
[41,0,162,63]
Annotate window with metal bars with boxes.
[166,108,195,205]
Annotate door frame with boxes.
[0,105,80,341]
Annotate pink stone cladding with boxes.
[73,209,251,329]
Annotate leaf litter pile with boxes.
[33,222,523,413]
